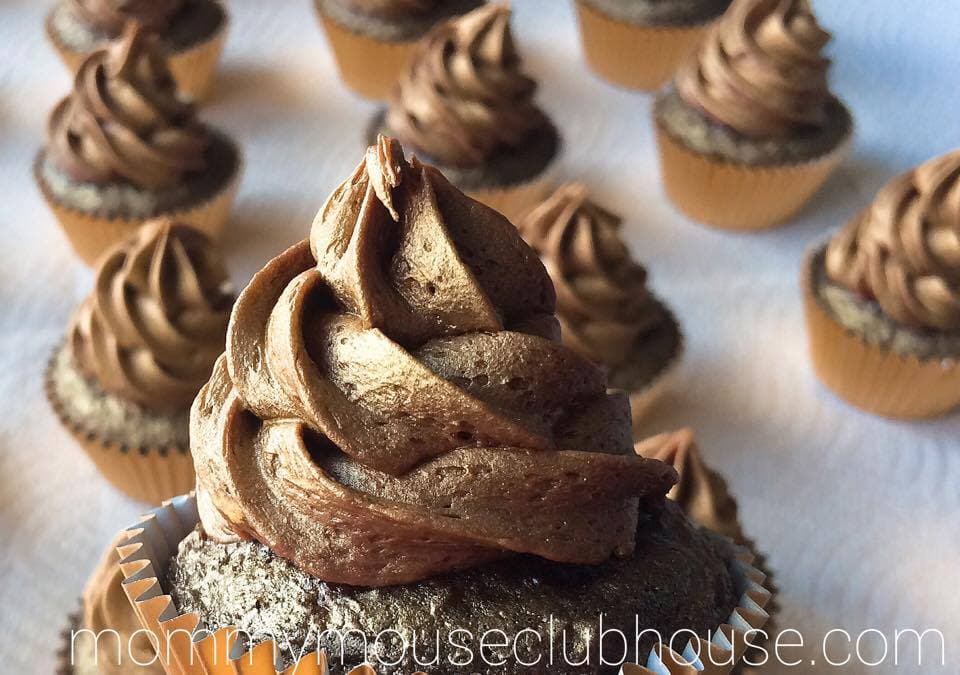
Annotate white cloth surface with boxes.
[0,1,958,672]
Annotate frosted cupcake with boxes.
[45,220,234,504]
[804,150,960,418]
[46,0,228,100]
[655,0,852,230]
[371,4,560,222]
[315,0,484,100]
[36,26,241,266]
[520,184,683,426]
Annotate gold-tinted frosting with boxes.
[635,429,744,543]
[519,184,667,367]
[69,219,234,411]
[825,150,960,333]
[192,137,676,587]
[675,0,833,138]
[47,25,208,189]
[342,0,437,18]
[70,0,184,34]
[385,4,546,167]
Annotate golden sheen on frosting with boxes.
[47,25,208,189]
[70,220,234,411]
[519,184,666,367]
[825,150,960,332]
[385,4,546,167]
[191,137,676,587]
[675,0,833,138]
[70,0,184,33]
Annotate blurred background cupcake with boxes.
[655,0,852,231]
[45,219,234,504]
[574,0,731,91]
[315,0,485,100]
[46,0,228,100]
[519,184,683,429]
[370,4,560,222]
[36,26,241,267]
[803,150,960,419]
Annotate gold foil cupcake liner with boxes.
[44,345,196,505]
[574,1,713,91]
[45,8,228,102]
[655,121,851,231]
[117,494,772,674]
[35,152,241,267]
[802,248,960,419]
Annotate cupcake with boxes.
[45,219,235,504]
[315,0,485,100]
[519,184,683,427]
[574,0,731,91]
[370,4,561,222]
[58,533,163,675]
[36,25,241,267]
[115,138,771,673]
[803,150,960,419]
[655,0,853,231]
[46,0,228,101]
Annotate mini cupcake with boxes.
[36,26,241,267]
[45,219,235,504]
[370,4,561,222]
[519,184,683,427]
[803,150,960,419]
[574,0,732,91]
[655,0,853,231]
[115,138,771,674]
[46,0,228,101]
[315,0,485,100]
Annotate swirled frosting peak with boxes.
[191,137,677,587]
[385,4,547,167]
[519,184,667,367]
[70,219,234,411]
[675,0,833,138]
[70,0,184,34]
[825,150,960,332]
[47,25,208,188]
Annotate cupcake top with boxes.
[192,137,676,587]
[69,0,184,34]
[340,0,440,18]
[384,4,548,168]
[825,150,960,333]
[69,219,234,411]
[519,184,668,368]
[47,25,208,189]
[674,0,834,138]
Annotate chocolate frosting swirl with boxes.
[519,184,667,367]
[384,4,547,167]
[342,0,438,18]
[192,138,676,586]
[47,25,208,189]
[675,0,833,138]
[825,150,960,333]
[70,0,184,34]
[70,219,234,411]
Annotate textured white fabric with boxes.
[0,1,957,672]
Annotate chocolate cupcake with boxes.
[36,26,241,267]
[114,138,771,674]
[45,219,234,504]
[370,4,561,222]
[803,150,960,419]
[519,184,683,428]
[654,0,853,230]
[315,0,485,100]
[46,0,228,100]
[574,0,732,91]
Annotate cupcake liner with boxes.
[574,1,713,91]
[655,120,851,231]
[45,344,196,505]
[45,7,228,102]
[802,248,960,419]
[628,350,682,433]
[466,163,559,225]
[117,493,772,674]
[35,151,241,267]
